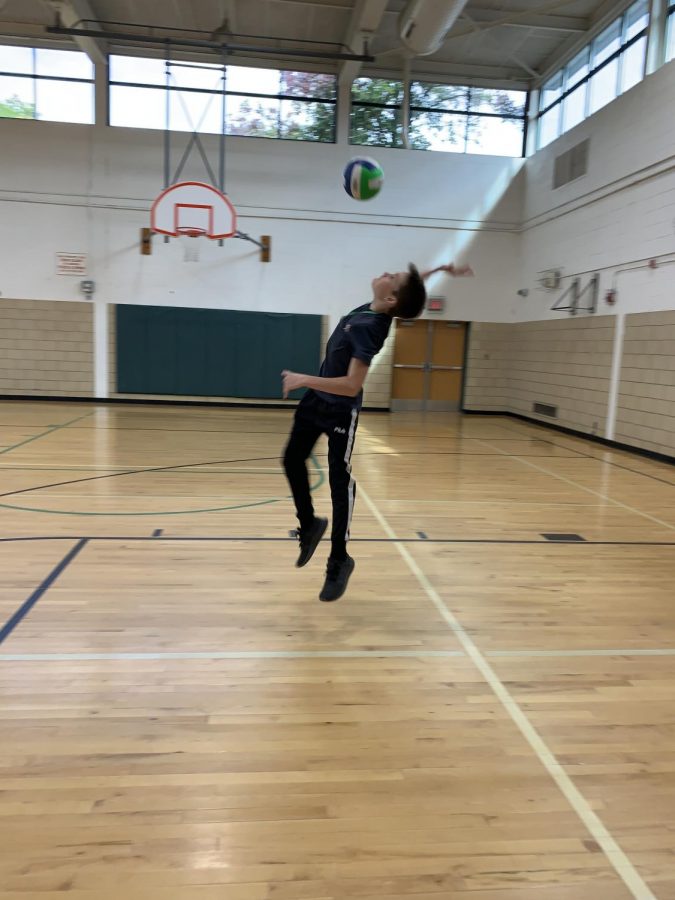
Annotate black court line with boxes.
[1,536,674,547]
[0,450,604,502]
[0,454,288,500]
[494,422,675,488]
[0,538,88,646]
[0,452,590,473]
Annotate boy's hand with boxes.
[438,263,474,276]
[281,370,307,398]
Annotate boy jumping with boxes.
[281,262,472,601]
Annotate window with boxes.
[0,45,94,123]
[562,49,589,131]
[350,77,404,147]
[538,105,561,149]
[537,0,649,149]
[667,6,675,62]
[109,56,336,142]
[407,83,526,156]
[588,20,621,114]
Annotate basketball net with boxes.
[177,226,205,263]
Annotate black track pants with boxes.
[282,391,359,560]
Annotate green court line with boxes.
[0,466,284,475]
[0,412,94,457]
[0,452,325,517]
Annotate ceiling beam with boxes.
[535,0,635,83]
[46,0,107,65]
[462,9,588,33]
[460,10,539,78]
[46,25,375,62]
[211,0,239,38]
[589,0,631,26]
[446,0,594,41]
[372,56,530,87]
[338,0,388,85]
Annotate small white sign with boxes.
[56,252,88,276]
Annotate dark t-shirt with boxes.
[315,303,392,410]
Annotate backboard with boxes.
[150,181,237,239]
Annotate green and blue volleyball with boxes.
[343,157,384,201]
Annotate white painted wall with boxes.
[0,120,523,327]
[519,59,675,323]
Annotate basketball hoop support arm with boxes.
[236,231,271,263]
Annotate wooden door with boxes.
[391,320,427,405]
[428,321,466,410]
[391,320,467,411]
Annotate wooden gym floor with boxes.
[1,399,675,900]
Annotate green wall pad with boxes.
[116,304,322,399]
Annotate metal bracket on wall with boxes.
[551,273,599,316]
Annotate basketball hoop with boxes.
[147,181,270,262]
[151,181,237,240]
[176,226,206,239]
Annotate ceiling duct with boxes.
[399,0,469,56]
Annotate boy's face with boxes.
[372,271,408,301]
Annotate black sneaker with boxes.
[295,517,328,567]
[319,555,355,602]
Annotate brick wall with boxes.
[0,299,94,396]
[107,302,116,396]
[362,325,394,409]
[616,311,675,457]
[463,323,512,412]
[464,316,615,436]
[508,317,614,435]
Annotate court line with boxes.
[0,650,465,661]
[475,438,675,533]
[357,483,658,900]
[1,536,674,546]
[0,454,590,471]
[0,412,93,457]
[493,420,675,488]
[486,648,675,657]
[0,539,89,647]
[3,647,675,662]
[0,453,289,499]
[0,454,325,516]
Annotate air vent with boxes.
[553,139,589,189]
[533,402,558,417]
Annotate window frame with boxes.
[108,56,338,143]
[351,78,528,156]
[666,4,675,62]
[536,0,649,148]
[349,76,405,149]
[409,85,527,156]
[0,44,95,122]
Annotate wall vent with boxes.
[553,139,589,189]
[533,402,558,417]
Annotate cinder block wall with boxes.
[362,326,394,410]
[507,317,615,436]
[465,312,675,459]
[0,299,94,396]
[463,323,512,412]
[465,317,615,434]
[615,311,675,456]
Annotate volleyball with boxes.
[343,157,384,201]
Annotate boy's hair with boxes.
[392,264,426,319]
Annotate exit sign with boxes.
[427,296,445,313]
